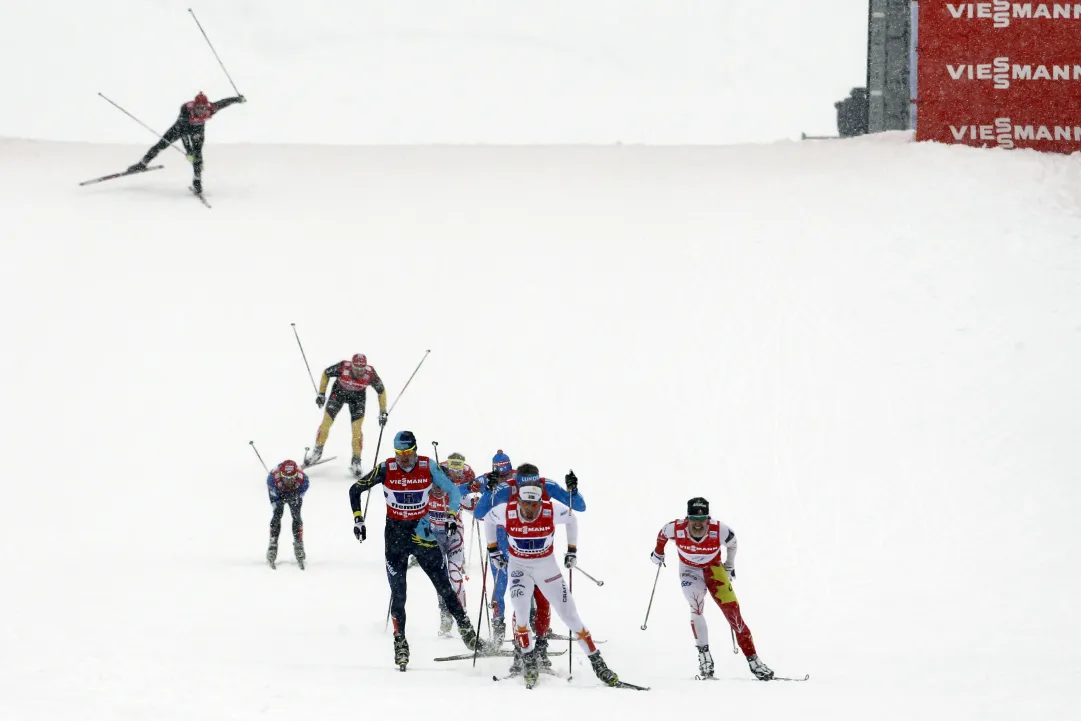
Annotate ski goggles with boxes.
[394,445,417,455]
[518,486,544,502]
[447,458,466,472]
[687,514,709,522]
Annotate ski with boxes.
[435,648,566,662]
[302,455,337,470]
[189,186,211,208]
[611,680,651,690]
[695,673,810,682]
[493,671,522,681]
[78,164,164,186]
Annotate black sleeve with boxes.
[211,97,242,114]
[324,362,344,380]
[349,463,387,516]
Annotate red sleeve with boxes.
[654,522,673,555]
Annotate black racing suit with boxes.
[136,96,243,185]
[349,460,473,638]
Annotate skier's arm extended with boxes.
[430,464,462,514]
[349,462,387,518]
[211,96,244,113]
[318,363,343,395]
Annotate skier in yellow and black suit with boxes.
[303,353,387,476]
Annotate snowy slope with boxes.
[0,0,865,144]
[2,134,1081,720]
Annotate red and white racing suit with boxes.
[485,497,599,656]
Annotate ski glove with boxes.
[565,470,578,493]
[564,545,578,569]
[238,95,247,103]
[446,514,459,536]
[316,393,326,409]
[378,411,388,427]
[486,474,500,491]
[488,544,507,571]
[353,515,366,543]
[724,562,736,580]
[651,551,665,567]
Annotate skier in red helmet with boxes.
[127,91,245,195]
[304,353,388,476]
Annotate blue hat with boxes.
[394,430,418,451]
[492,449,512,474]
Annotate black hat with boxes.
[687,497,710,519]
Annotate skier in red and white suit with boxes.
[653,496,774,680]
[484,464,620,687]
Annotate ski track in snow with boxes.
[1,133,1081,720]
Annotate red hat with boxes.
[352,353,367,367]
[280,460,299,477]
[194,92,210,106]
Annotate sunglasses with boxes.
[395,446,417,455]
[688,516,709,522]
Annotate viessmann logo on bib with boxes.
[948,117,1081,148]
[947,2,1081,28]
[946,57,1081,89]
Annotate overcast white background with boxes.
[1,0,867,144]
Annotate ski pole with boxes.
[290,323,318,394]
[97,93,187,157]
[388,349,431,414]
[574,567,605,587]
[472,550,492,666]
[431,440,440,464]
[568,567,574,674]
[188,8,242,96]
[640,562,663,630]
[249,440,268,472]
[361,422,387,518]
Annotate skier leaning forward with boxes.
[653,496,774,680]
[349,430,489,669]
[485,464,620,687]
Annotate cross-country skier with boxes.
[652,497,774,680]
[474,454,585,659]
[485,465,619,688]
[441,452,479,510]
[266,459,309,568]
[304,353,387,476]
[427,479,468,637]
[349,430,489,669]
[126,91,245,195]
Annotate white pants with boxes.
[507,553,599,655]
[436,530,467,612]
[678,561,757,656]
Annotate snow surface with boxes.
[0,0,865,144]
[2,132,1081,719]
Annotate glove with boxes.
[564,545,578,569]
[353,516,367,543]
[316,393,326,409]
[488,544,507,571]
[486,474,500,491]
[446,514,459,536]
[238,95,247,103]
[565,470,578,493]
[378,410,388,427]
[651,551,665,567]
[724,562,736,580]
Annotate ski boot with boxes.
[491,617,506,645]
[126,160,147,174]
[747,654,774,680]
[266,538,278,567]
[293,539,306,568]
[457,619,484,652]
[393,633,409,671]
[438,610,454,637]
[350,454,363,476]
[589,651,620,687]
[697,644,715,678]
[535,634,552,669]
[523,648,539,688]
[304,445,323,467]
[508,643,524,676]
[192,177,203,195]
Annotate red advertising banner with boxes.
[916,1,1081,152]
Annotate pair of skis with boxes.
[492,667,650,691]
[78,164,212,209]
